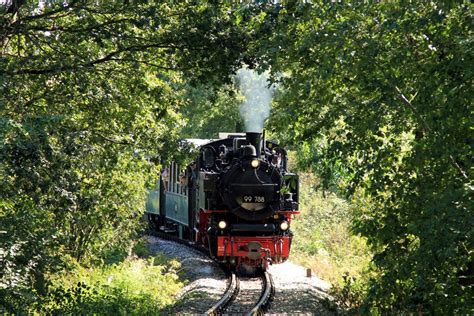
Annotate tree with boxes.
[0,1,248,310]
[242,2,473,312]
[177,84,244,139]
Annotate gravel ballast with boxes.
[146,235,336,314]
[145,235,227,314]
[267,261,336,315]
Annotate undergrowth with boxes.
[291,173,373,309]
[38,252,182,314]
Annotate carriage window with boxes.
[161,167,169,192]
[178,171,187,195]
[163,161,188,196]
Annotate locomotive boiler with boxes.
[146,132,299,272]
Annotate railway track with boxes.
[206,271,274,315]
[146,229,274,315]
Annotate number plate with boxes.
[243,196,265,203]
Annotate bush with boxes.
[291,173,372,310]
[38,255,183,314]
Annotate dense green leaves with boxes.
[178,84,244,139]
[39,255,183,314]
[247,2,473,313]
[1,1,472,313]
[0,1,248,311]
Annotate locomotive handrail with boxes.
[229,183,278,187]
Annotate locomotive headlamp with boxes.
[280,220,289,231]
[251,159,260,168]
[218,220,227,230]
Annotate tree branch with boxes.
[9,1,78,25]
[395,86,432,132]
[18,18,136,34]
[1,43,182,76]
[96,133,133,146]
[106,57,189,71]
[395,86,469,181]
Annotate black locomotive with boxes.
[146,132,299,271]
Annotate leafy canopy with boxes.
[242,1,473,313]
[0,1,248,310]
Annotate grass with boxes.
[291,173,372,307]
[38,246,184,314]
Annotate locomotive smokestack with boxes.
[246,132,262,158]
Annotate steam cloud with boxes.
[236,67,275,133]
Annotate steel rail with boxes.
[145,229,238,314]
[145,229,274,315]
[205,271,239,315]
[247,271,274,316]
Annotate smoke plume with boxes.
[236,67,275,132]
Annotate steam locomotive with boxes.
[146,132,299,272]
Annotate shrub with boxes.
[38,255,183,314]
[291,173,372,310]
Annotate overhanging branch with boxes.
[395,86,469,181]
[1,43,183,76]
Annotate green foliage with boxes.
[132,238,151,258]
[0,1,249,312]
[1,1,472,313]
[178,84,244,139]
[330,272,368,311]
[291,174,372,294]
[39,255,183,314]
[248,2,473,313]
